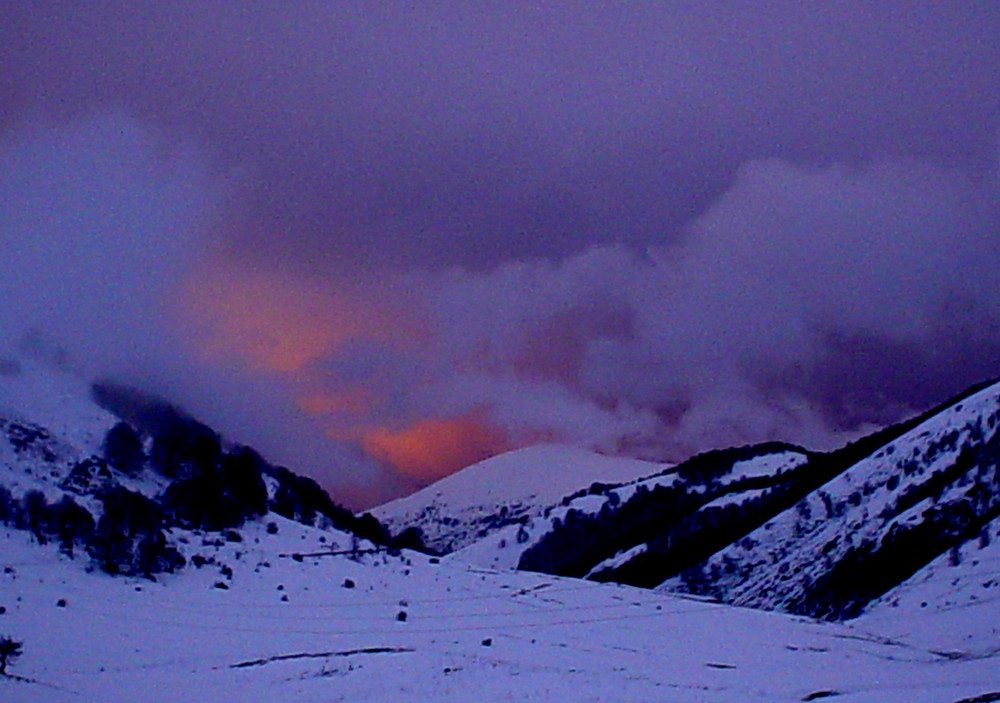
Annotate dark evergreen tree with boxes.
[51,496,95,558]
[88,486,166,575]
[102,422,145,475]
[219,447,268,517]
[162,451,265,531]
[271,477,317,525]
[23,490,49,545]
[135,530,184,578]
[162,473,223,530]
[149,410,221,480]
[161,448,266,532]
[0,486,13,525]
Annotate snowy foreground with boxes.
[3,516,1000,703]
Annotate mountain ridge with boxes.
[4,351,1000,700]
[373,444,670,554]
[381,374,1000,624]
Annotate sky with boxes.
[1,3,999,508]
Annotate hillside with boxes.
[0,352,397,582]
[424,377,1000,621]
[860,509,1000,659]
[448,442,813,578]
[5,511,1000,702]
[663,379,1000,619]
[373,445,668,554]
[4,352,1000,699]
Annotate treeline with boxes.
[517,401,999,592]
[518,445,813,582]
[91,381,410,545]
[645,381,1000,595]
[519,481,704,578]
[593,486,793,588]
[0,382,423,578]
[784,430,1000,619]
[0,484,183,577]
[674,385,1000,619]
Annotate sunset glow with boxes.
[361,411,511,483]
[296,389,375,417]
[181,263,391,373]
[172,259,521,483]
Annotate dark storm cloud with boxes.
[2,3,1000,504]
[3,3,998,269]
[415,157,1000,459]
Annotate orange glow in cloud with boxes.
[296,389,375,417]
[181,261,418,374]
[361,411,512,483]
[179,259,517,484]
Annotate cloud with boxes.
[1,5,999,506]
[3,3,998,270]
[0,112,213,366]
[0,113,392,506]
[395,158,1000,461]
[6,115,993,503]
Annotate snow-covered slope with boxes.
[860,512,1000,659]
[456,444,812,579]
[0,355,126,508]
[452,459,687,571]
[0,346,397,580]
[0,353,115,457]
[5,516,1000,702]
[665,379,1000,619]
[373,445,669,554]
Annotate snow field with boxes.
[4,515,1000,702]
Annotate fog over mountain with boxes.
[2,3,999,506]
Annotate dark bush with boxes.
[23,490,49,544]
[390,526,427,552]
[0,635,22,675]
[0,486,13,524]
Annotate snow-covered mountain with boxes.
[384,374,1000,631]
[517,443,815,582]
[373,444,669,554]
[0,349,395,579]
[5,350,1000,700]
[416,441,812,578]
[664,378,1000,619]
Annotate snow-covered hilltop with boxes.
[373,444,668,555]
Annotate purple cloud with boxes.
[2,3,999,505]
